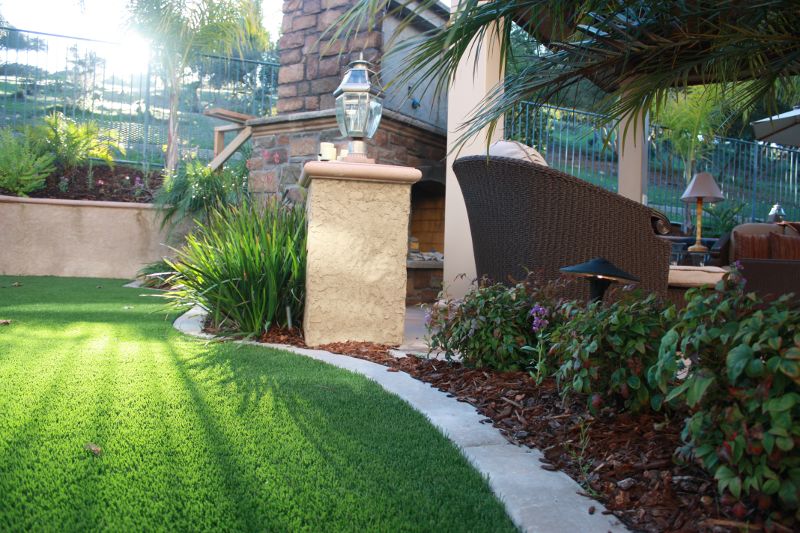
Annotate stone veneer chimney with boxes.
[245,0,446,208]
[276,0,383,115]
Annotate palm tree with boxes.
[127,0,264,172]
[333,0,800,149]
[655,87,724,186]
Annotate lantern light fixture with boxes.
[333,54,383,161]
[768,203,786,223]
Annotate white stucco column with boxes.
[299,161,421,346]
[617,111,649,204]
[444,1,505,298]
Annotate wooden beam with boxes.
[213,124,247,157]
[203,107,255,124]
[213,130,225,157]
[214,123,246,133]
[208,126,252,171]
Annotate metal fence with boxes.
[0,27,279,166]
[507,102,800,224]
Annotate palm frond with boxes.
[334,0,800,151]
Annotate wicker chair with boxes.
[452,155,671,298]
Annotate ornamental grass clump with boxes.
[651,268,800,518]
[549,290,673,412]
[154,159,248,231]
[166,199,306,336]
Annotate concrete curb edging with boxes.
[173,306,625,533]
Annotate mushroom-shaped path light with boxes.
[560,258,639,303]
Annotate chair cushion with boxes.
[733,231,770,260]
[769,232,800,260]
[668,265,727,288]
[488,140,548,166]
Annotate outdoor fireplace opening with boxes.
[407,179,445,305]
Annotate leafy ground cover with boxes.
[0,276,514,531]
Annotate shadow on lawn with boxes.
[162,340,302,531]
[163,336,507,529]
[166,339,410,497]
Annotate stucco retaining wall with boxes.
[0,195,176,279]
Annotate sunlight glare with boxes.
[106,34,152,77]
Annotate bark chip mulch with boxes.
[1,164,164,203]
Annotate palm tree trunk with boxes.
[682,158,694,233]
[165,72,180,173]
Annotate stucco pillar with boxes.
[617,111,649,204]
[299,161,421,346]
[444,1,505,298]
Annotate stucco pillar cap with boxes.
[300,161,422,187]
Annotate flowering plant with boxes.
[549,290,672,412]
[523,304,554,384]
[425,275,570,371]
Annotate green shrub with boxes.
[705,201,745,237]
[425,277,566,371]
[166,200,306,336]
[154,160,248,230]
[0,129,55,196]
[550,291,673,412]
[35,112,124,172]
[652,269,800,514]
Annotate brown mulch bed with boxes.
[1,164,163,203]
[260,327,307,347]
[247,336,790,533]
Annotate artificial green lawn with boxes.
[0,276,515,532]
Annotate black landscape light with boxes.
[559,257,639,303]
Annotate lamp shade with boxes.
[680,172,724,203]
[559,257,639,283]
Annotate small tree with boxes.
[127,0,263,172]
[653,87,727,229]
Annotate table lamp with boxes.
[560,257,639,303]
[680,172,724,253]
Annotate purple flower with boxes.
[530,304,550,333]
[532,316,549,332]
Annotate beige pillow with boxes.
[488,140,548,167]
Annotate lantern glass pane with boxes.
[335,92,371,137]
[342,68,368,87]
[364,96,383,139]
[335,93,348,136]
